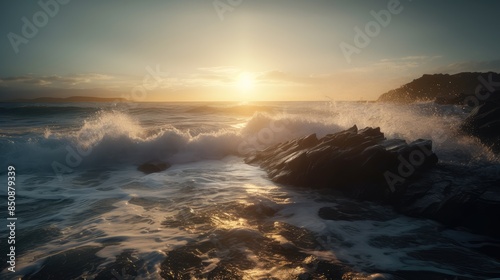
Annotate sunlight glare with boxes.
[237,72,255,92]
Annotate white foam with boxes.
[2,103,498,175]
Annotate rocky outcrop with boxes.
[460,91,500,153]
[245,126,438,201]
[393,164,500,239]
[245,126,500,238]
[377,72,500,104]
[137,160,171,174]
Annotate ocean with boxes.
[0,101,499,279]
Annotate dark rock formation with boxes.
[393,164,500,239]
[377,72,500,104]
[460,91,500,153]
[245,126,500,238]
[245,125,438,201]
[137,160,171,174]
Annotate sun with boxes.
[237,72,255,92]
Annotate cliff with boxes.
[377,72,500,104]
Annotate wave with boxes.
[0,110,342,174]
[1,103,497,177]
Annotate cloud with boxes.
[256,70,296,83]
[435,60,500,74]
[0,76,33,82]
[195,67,376,88]
[197,66,240,74]
[0,65,426,101]
[194,67,335,86]
[183,67,240,86]
[256,70,330,85]
[43,73,113,85]
[375,55,442,70]
[0,73,114,87]
[25,79,51,86]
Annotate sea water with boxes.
[0,101,499,279]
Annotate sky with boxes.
[1,0,499,102]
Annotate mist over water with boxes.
[2,101,496,170]
[1,101,499,279]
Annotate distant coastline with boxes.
[1,96,127,103]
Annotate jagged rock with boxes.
[245,126,500,237]
[137,160,171,174]
[245,125,438,200]
[460,91,500,153]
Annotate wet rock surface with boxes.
[245,126,500,238]
[245,125,438,200]
[137,160,171,174]
[393,164,500,238]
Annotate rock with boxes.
[137,160,171,174]
[245,125,438,201]
[245,125,500,238]
[460,91,500,153]
[377,72,500,104]
[434,92,467,105]
[393,164,500,238]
